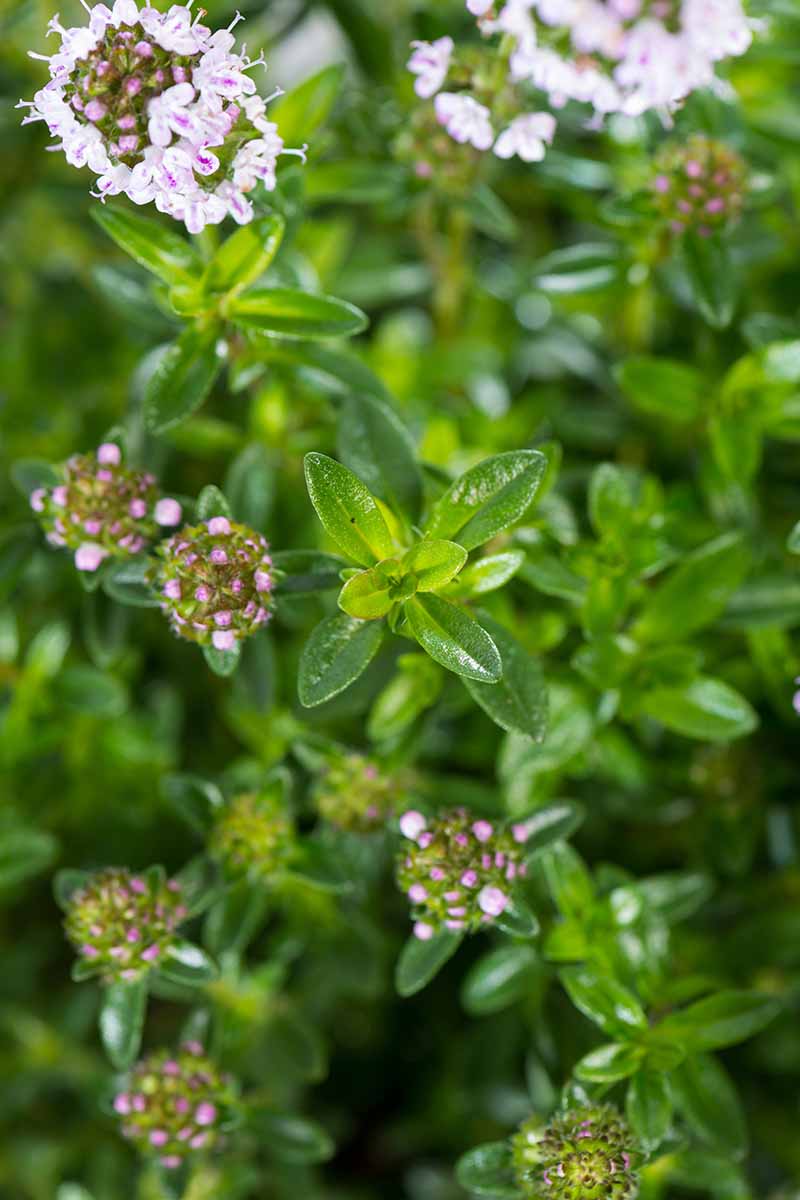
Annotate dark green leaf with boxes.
[250,1111,335,1164]
[615,357,704,422]
[426,451,546,550]
[515,802,586,860]
[158,940,219,986]
[626,1070,673,1152]
[634,533,751,643]
[406,595,501,683]
[298,613,384,707]
[338,393,422,521]
[638,676,758,742]
[102,556,160,608]
[99,979,147,1070]
[204,214,285,295]
[395,929,462,997]
[272,550,347,594]
[274,63,346,144]
[0,827,58,889]
[144,326,222,434]
[654,990,780,1052]
[455,1141,519,1198]
[681,233,738,330]
[669,1055,747,1157]
[304,452,395,566]
[461,944,540,1016]
[560,966,648,1038]
[463,615,547,739]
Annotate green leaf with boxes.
[144,326,222,434]
[202,642,241,677]
[669,1055,747,1157]
[195,485,231,521]
[203,214,285,295]
[53,869,92,910]
[260,1011,327,1082]
[446,550,525,599]
[406,595,501,683]
[395,929,462,997]
[626,1070,673,1153]
[92,203,202,286]
[788,520,800,554]
[514,802,586,860]
[271,550,347,594]
[463,615,547,739]
[298,612,384,707]
[403,541,467,592]
[495,897,540,939]
[227,288,367,339]
[304,452,395,566]
[99,979,147,1070]
[454,1142,519,1198]
[615,357,704,422]
[289,837,353,893]
[0,827,58,889]
[224,443,274,530]
[539,842,594,918]
[654,990,780,1052]
[575,1041,645,1083]
[338,566,394,619]
[681,233,738,330]
[274,63,345,144]
[461,944,540,1016]
[426,450,546,550]
[621,872,713,924]
[633,533,751,643]
[103,556,160,608]
[367,653,443,742]
[204,881,268,958]
[588,463,635,537]
[638,676,758,742]
[532,242,621,293]
[560,966,648,1038]
[160,773,223,833]
[251,1112,335,1164]
[158,940,219,987]
[338,393,423,521]
[57,665,127,717]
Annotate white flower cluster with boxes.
[408,0,753,162]
[20,0,306,233]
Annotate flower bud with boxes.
[64,866,187,982]
[208,791,294,881]
[650,134,746,238]
[314,752,410,833]
[31,445,181,571]
[512,1105,640,1200]
[149,518,274,651]
[396,806,527,937]
[114,1044,234,1169]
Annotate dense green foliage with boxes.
[2,1,800,1197]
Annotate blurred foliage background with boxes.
[3,0,800,1197]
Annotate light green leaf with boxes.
[633,533,751,643]
[92,203,202,285]
[445,550,525,599]
[406,595,501,683]
[403,540,467,592]
[615,357,704,422]
[338,566,394,619]
[228,288,367,339]
[560,965,648,1038]
[274,63,346,145]
[298,612,384,707]
[654,990,780,1052]
[158,940,219,986]
[204,214,284,295]
[575,1041,645,1082]
[638,676,758,742]
[426,450,547,550]
[304,452,395,566]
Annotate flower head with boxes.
[114,1044,234,1168]
[31,444,181,571]
[208,790,295,880]
[650,133,747,237]
[314,752,409,833]
[20,1,306,232]
[396,807,528,937]
[407,37,454,99]
[149,517,273,650]
[512,1104,640,1199]
[64,866,187,981]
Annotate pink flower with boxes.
[212,629,236,651]
[399,810,427,839]
[74,542,109,571]
[434,92,494,151]
[407,36,453,99]
[97,442,121,465]
[478,885,508,916]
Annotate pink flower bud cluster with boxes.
[20,0,307,233]
[30,443,182,573]
[114,1043,234,1169]
[208,790,295,881]
[396,807,529,939]
[512,1104,639,1200]
[149,516,273,652]
[64,866,187,981]
[651,134,746,238]
[315,753,409,833]
[407,1,753,166]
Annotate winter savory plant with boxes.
[3,0,798,1197]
